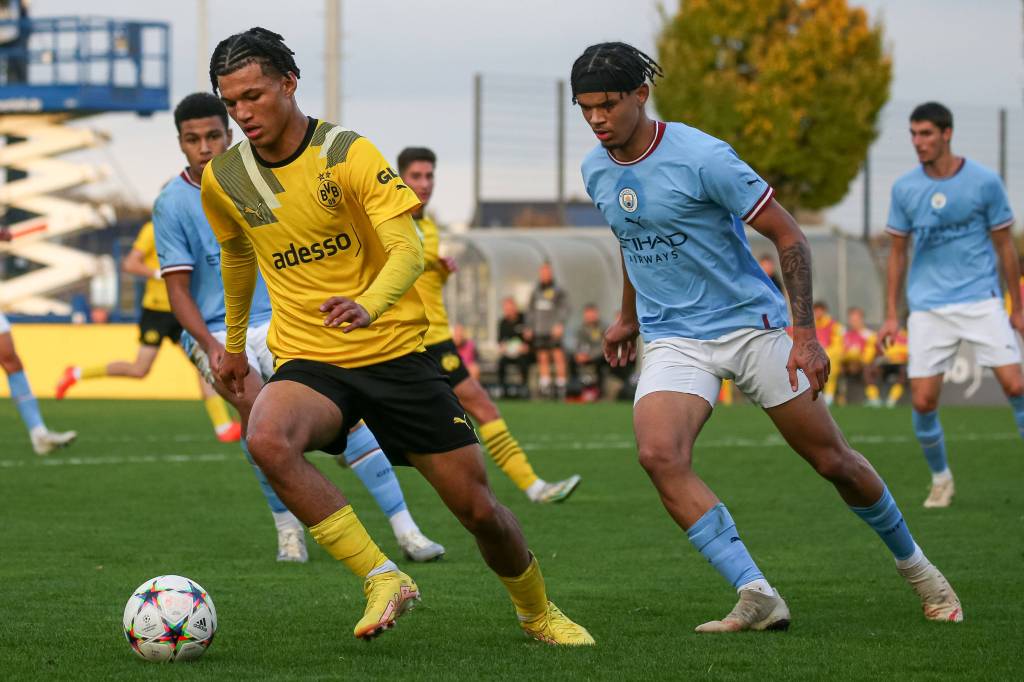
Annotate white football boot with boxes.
[31,428,77,456]
[695,588,791,633]
[397,529,445,562]
[897,556,963,622]
[923,477,955,508]
[276,527,308,563]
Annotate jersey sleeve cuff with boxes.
[160,264,195,276]
[370,197,421,229]
[990,218,1014,231]
[741,186,774,223]
[884,225,909,237]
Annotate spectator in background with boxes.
[841,306,880,406]
[873,326,909,409]
[571,303,606,401]
[497,296,530,398]
[758,253,784,294]
[813,300,844,406]
[525,261,569,398]
[451,323,480,382]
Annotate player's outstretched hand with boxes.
[320,296,371,333]
[439,256,458,274]
[604,314,639,368]
[219,351,250,399]
[877,316,900,349]
[788,328,829,400]
[1010,310,1024,336]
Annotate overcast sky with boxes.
[24,0,1024,228]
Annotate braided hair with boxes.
[209,27,301,93]
[570,42,662,104]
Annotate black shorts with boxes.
[425,339,470,386]
[138,308,182,347]
[880,363,906,381]
[267,352,479,466]
[532,334,561,351]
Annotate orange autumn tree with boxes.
[655,0,891,211]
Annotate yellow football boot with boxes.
[519,601,595,646]
[353,570,420,640]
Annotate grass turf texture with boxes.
[1,399,1020,680]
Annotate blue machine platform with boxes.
[0,16,170,115]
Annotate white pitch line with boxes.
[1,431,1017,468]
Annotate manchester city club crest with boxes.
[930,192,947,210]
[618,188,638,213]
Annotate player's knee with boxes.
[1003,379,1024,398]
[126,365,150,378]
[810,444,861,484]
[455,491,503,536]
[911,394,938,413]
[245,425,294,470]
[637,442,688,477]
[0,354,23,374]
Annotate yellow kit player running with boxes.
[55,222,240,442]
[204,27,592,645]
[397,147,581,504]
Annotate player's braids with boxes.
[570,42,663,104]
[209,27,301,93]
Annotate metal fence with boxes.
[472,72,1023,236]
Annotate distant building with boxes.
[475,200,605,228]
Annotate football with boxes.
[122,575,217,662]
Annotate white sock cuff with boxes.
[525,479,547,501]
[388,509,419,538]
[931,469,953,484]
[367,559,399,578]
[737,578,774,596]
[895,544,925,570]
[272,510,303,533]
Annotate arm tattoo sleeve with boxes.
[780,241,814,327]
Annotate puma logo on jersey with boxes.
[453,416,472,430]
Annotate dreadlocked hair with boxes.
[570,42,663,104]
[209,27,301,93]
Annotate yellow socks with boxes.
[204,395,233,432]
[498,554,548,621]
[309,505,393,578]
[865,384,880,401]
[888,383,905,405]
[80,365,107,379]
[479,418,538,492]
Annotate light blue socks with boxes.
[687,503,766,590]
[912,409,948,475]
[8,370,45,434]
[849,486,917,561]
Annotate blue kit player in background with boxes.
[574,42,963,631]
[154,93,443,564]
[881,102,1024,509]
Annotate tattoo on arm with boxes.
[780,241,814,327]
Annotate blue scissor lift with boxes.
[0,16,170,314]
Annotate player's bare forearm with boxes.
[749,201,813,328]
[121,249,157,279]
[164,272,217,350]
[992,228,1022,313]
[885,234,909,320]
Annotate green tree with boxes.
[655,0,891,212]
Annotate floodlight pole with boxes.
[325,0,342,124]
[197,0,208,91]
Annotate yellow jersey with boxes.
[202,118,426,368]
[132,221,171,312]
[413,215,453,346]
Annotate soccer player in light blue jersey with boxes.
[573,42,962,631]
[881,102,1024,509]
[154,93,443,563]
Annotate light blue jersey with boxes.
[887,158,1014,313]
[582,121,788,342]
[153,170,273,332]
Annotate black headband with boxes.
[571,70,644,99]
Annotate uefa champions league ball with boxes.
[122,575,217,662]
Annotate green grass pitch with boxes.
[1,399,1021,680]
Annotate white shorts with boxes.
[635,328,811,408]
[182,321,274,384]
[0,312,9,334]
[907,298,1021,378]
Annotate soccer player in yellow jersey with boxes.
[397,146,582,504]
[204,27,592,645]
[55,221,241,442]
[812,301,844,406]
